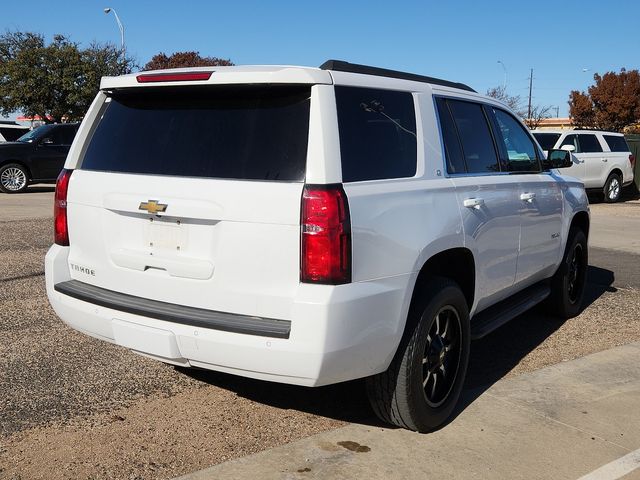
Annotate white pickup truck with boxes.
[45,60,590,432]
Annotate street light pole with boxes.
[497,60,507,90]
[103,7,125,55]
[527,68,533,122]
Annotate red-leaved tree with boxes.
[569,69,640,131]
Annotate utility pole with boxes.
[527,68,533,125]
[554,106,560,118]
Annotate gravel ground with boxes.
[1,205,640,480]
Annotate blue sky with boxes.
[2,0,637,119]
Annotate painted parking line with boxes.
[578,448,640,480]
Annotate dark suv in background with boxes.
[0,123,79,193]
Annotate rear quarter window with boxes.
[80,86,311,182]
[335,86,417,182]
[0,127,28,142]
[603,135,630,152]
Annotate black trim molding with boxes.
[54,280,291,339]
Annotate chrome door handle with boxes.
[463,198,484,209]
[520,192,536,202]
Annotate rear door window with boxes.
[335,86,417,182]
[578,134,603,153]
[533,132,561,151]
[447,99,500,173]
[603,135,630,152]
[80,86,311,182]
[435,98,466,174]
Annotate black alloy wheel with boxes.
[546,228,588,319]
[366,276,470,432]
[423,306,462,408]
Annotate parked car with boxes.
[0,120,30,142]
[45,61,589,432]
[533,129,635,202]
[0,123,80,193]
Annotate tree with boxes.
[486,86,526,118]
[0,31,135,123]
[568,90,596,128]
[486,86,552,128]
[525,105,553,130]
[568,69,640,132]
[143,51,233,71]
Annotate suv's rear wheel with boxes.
[603,173,622,203]
[0,163,29,193]
[546,229,588,318]
[366,277,470,432]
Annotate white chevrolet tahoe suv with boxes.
[45,60,590,432]
[533,129,635,202]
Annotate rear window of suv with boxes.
[80,86,311,182]
[603,135,630,152]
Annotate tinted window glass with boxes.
[560,134,578,151]
[435,98,466,174]
[81,86,311,181]
[0,127,27,142]
[604,135,630,152]
[533,132,561,151]
[60,126,78,145]
[448,100,499,173]
[48,126,77,145]
[335,86,417,182]
[578,134,602,152]
[492,109,540,172]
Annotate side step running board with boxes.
[470,283,551,340]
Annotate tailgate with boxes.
[65,85,311,320]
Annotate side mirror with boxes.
[561,144,576,152]
[543,149,573,169]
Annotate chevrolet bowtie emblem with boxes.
[138,200,168,215]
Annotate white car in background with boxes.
[533,129,635,202]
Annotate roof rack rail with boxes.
[319,59,476,93]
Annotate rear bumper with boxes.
[46,244,413,386]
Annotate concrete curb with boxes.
[175,342,640,480]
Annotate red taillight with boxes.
[54,169,73,246]
[301,184,351,284]
[630,154,636,170]
[136,72,212,83]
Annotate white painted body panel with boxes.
[46,65,590,386]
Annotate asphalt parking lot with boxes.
[1,189,639,480]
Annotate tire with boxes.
[0,163,29,193]
[603,173,622,203]
[546,229,588,319]
[366,277,470,432]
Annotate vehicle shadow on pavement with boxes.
[455,264,616,423]
[178,368,383,427]
[178,264,616,431]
